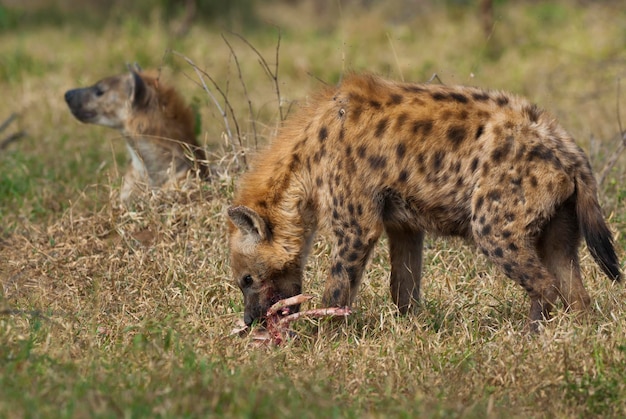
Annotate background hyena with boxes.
[228,73,621,331]
[64,66,207,203]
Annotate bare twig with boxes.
[0,113,17,132]
[222,33,259,150]
[426,73,444,84]
[229,28,286,122]
[598,78,626,185]
[171,50,247,168]
[0,131,26,150]
[0,113,26,150]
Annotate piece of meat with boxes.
[230,294,352,345]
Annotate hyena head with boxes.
[227,206,303,326]
[64,69,150,130]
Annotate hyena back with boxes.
[228,73,621,330]
[65,67,206,203]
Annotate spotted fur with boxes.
[228,73,621,331]
[65,68,206,203]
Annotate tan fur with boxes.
[65,69,206,203]
[228,73,621,331]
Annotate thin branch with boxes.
[222,33,259,150]
[0,131,26,150]
[598,78,626,185]
[171,50,247,168]
[229,28,285,121]
[0,113,17,133]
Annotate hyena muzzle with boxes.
[228,73,621,331]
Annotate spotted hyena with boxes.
[64,65,207,203]
[228,73,621,331]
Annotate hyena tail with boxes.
[575,175,621,282]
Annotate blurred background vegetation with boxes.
[1,2,626,417]
[0,0,625,226]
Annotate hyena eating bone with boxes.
[228,73,621,332]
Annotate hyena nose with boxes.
[64,90,76,105]
[244,313,255,327]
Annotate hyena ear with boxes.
[228,206,269,243]
[129,70,149,109]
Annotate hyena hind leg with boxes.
[473,229,561,332]
[386,227,424,314]
[536,196,591,313]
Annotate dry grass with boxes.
[2,1,626,417]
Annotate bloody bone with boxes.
[231,294,351,345]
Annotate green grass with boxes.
[1,0,626,417]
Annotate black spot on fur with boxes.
[450,92,469,103]
[256,200,268,209]
[470,157,480,173]
[491,136,514,163]
[388,93,403,105]
[432,150,445,172]
[398,170,408,183]
[331,262,344,276]
[496,96,510,106]
[482,224,492,236]
[494,247,503,258]
[347,266,359,285]
[475,125,484,140]
[396,113,408,130]
[482,161,490,176]
[508,243,519,251]
[487,190,501,202]
[527,144,556,163]
[357,145,367,159]
[318,126,328,142]
[472,92,490,101]
[350,105,363,123]
[412,120,433,136]
[368,155,387,170]
[431,92,448,101]
[503,263,513,275]
[348,252,359,262]
[396,143,407,160]
[524,104,541,123]
[369,100,382,109]
[315,176,323,187]
[475,196,484,211]
[375,118,389,138]
[447,126,467,147]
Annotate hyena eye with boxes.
[94,85,105,97]
[240,274,253,289]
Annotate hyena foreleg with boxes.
[386,227,424,314]
[322,220,382,309]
